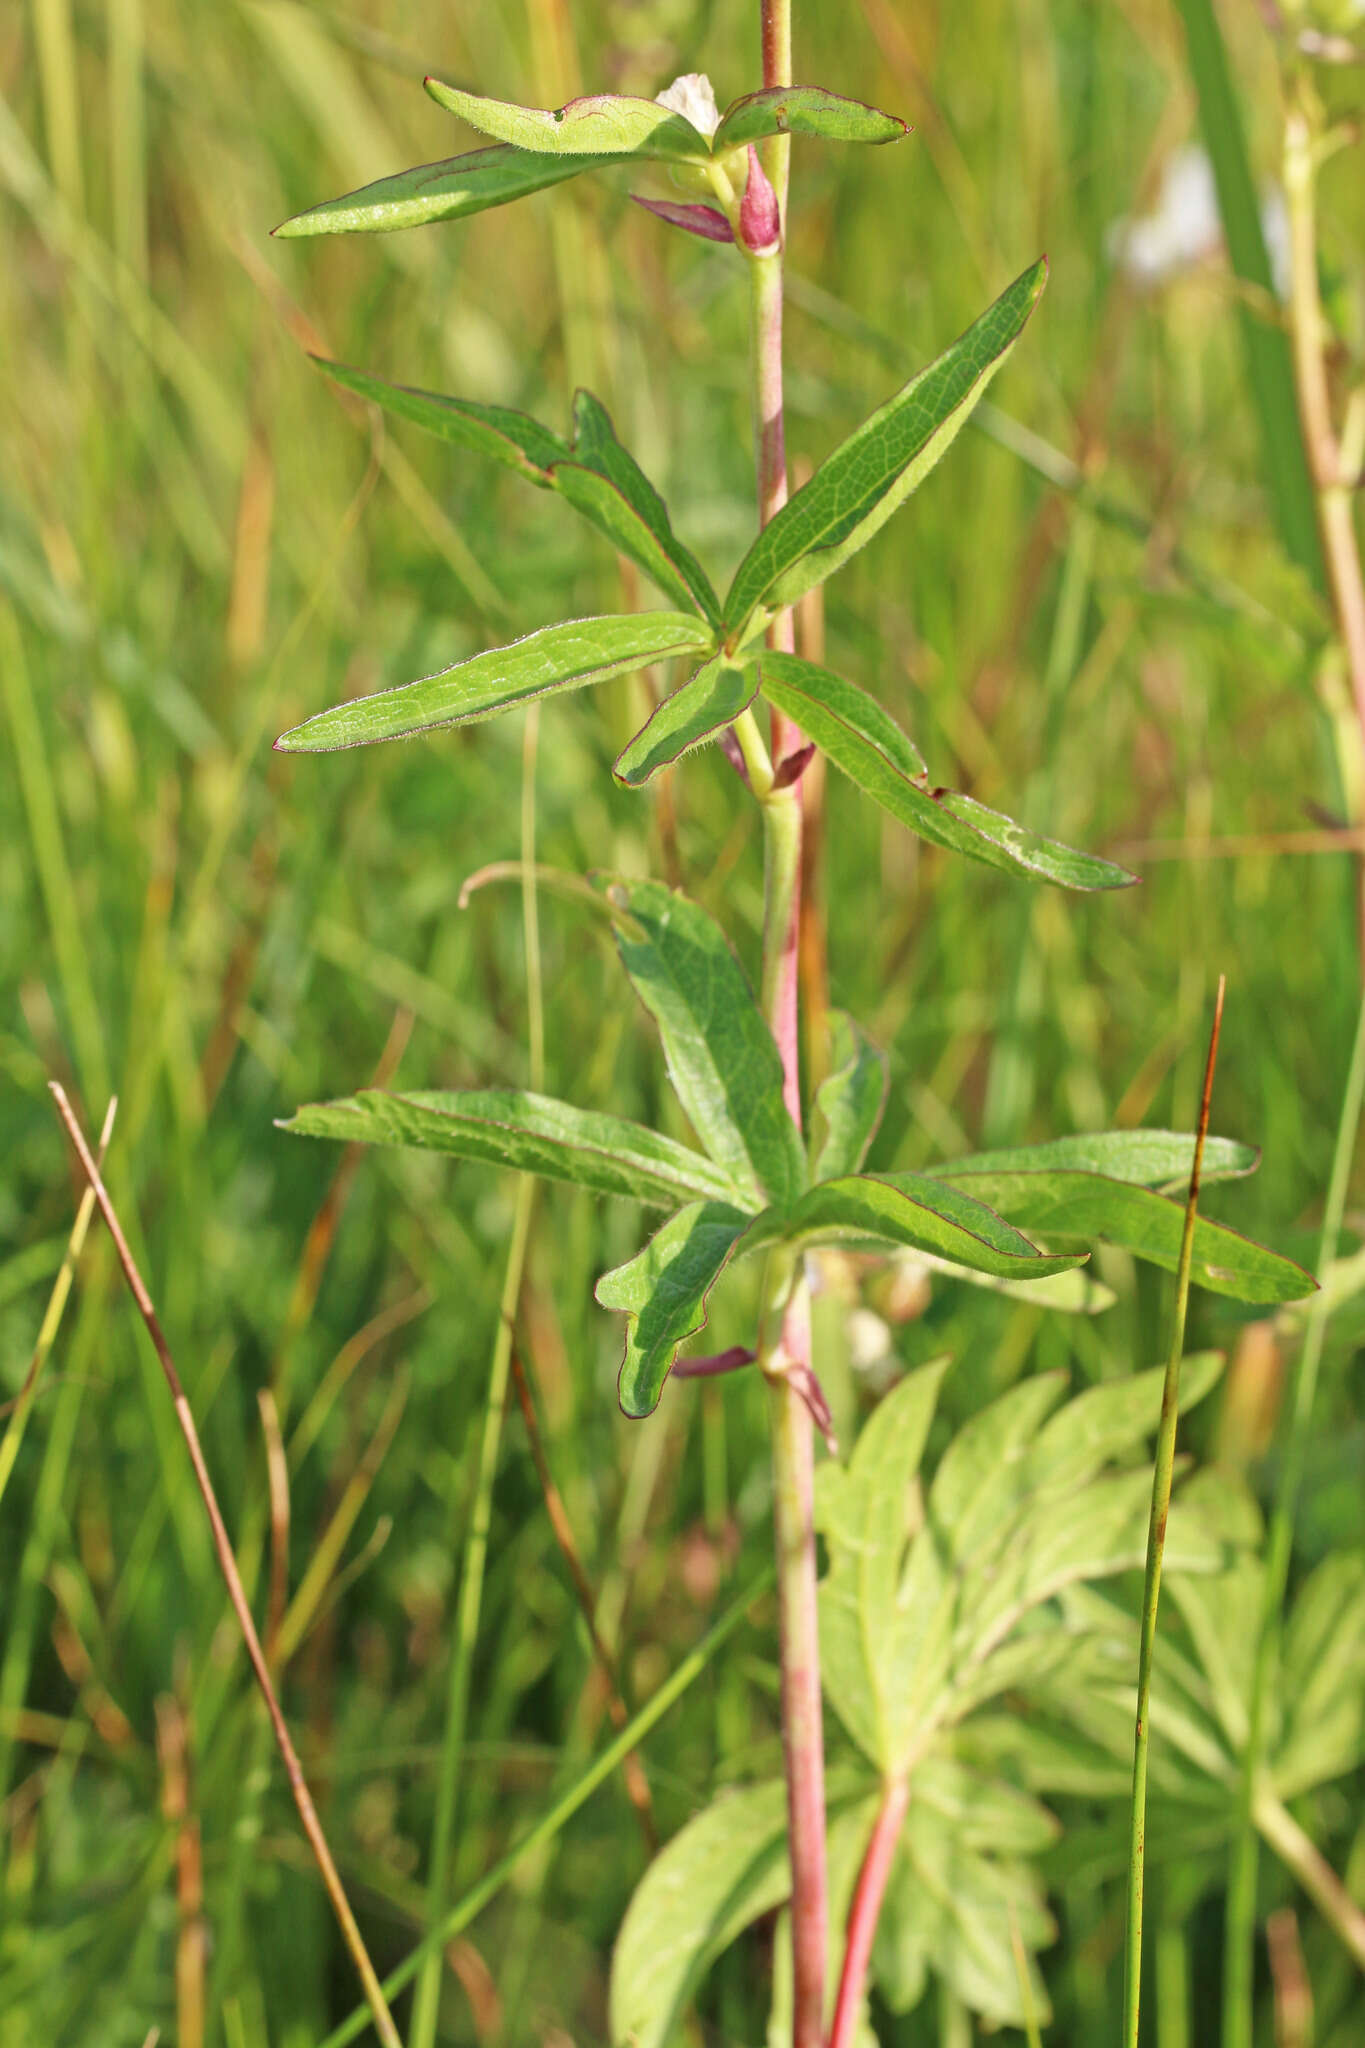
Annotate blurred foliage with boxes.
[2,0,1364,2043]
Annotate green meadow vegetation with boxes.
[3,2,1365,2045]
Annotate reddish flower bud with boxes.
[739,146,781,255]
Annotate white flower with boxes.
[655,72,720,139]
[1108,143,1291,300]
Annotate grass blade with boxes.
[1123,977,1225,2048]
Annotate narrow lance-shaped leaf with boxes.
[933,1167,1315,1304]
[759,653,1135,892]
[280,1088,745,1208]
[810,1011,889,1180]
[712,85,908,153]
[275,613,714,753]
[311,366,722,626]
[425,78,713,161]
[745,1171,1087,1280]
[614,655,757,786]
[724,260,1048,633]
[934,1129,1259,1191]
[274,144,595,238]
[597,876,807,1212]
[554,389,723,625]
[596,1200,752,1417]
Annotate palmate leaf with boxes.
[614,655,756,786]
[311,366,722,626]
[932,1165,1314,1304]
[810,1012,888,1180]
[596,1200,752,1417]
[275,144,593,237]
[280,1087,744,1207]
[815,1361,1227,1776]
[724,261,1049,635]
[597,876,806,1212]
[759,653,1133,891]
[274,613,713,753]
[746,1171,1086,1281]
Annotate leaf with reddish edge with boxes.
[425,78,711,160]
[614,655,758,787]
[758,652,1135,892]
[596,1200,753,1417]
[632,196,734,243]
[712,85,908,153]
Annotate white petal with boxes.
[654,71,720,138]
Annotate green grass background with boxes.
[2,0,1364,2042]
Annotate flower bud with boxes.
[739,146,781,256]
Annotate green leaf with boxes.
[754,1171,1087,1280]
[874,1809,1054,2027]
[810,1012,889,1181]
[758,654,1134,892]
[815,1360,952,1767]
[312,358,569,481]
[932,1129,1259,1191]
[609,1781,793,2048]
[1276,1552,1365,1796]
[312,371,722,624]
[724,261,1048,632]
[556,390,723,626]
[913,1255,1117,1314]
[275,613,713,752]
[426,78,710,160]
[274,144,592,238]
[712,85,907,153]
[614,655,756,787]
[932,1167,1316,1304]
[280,1087,743,1208]
[597,877,806,1212]
[596,1200,752,1417]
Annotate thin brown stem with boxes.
[48,1083,401,2048]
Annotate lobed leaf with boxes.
[758,654,1134,891]
[275,613,713,752]
[712,85,908,153]
[596,1200,752,1417]
[426,78,711,160]
[933,1128,1259,1191]
[614,655,756,786]
[754,1171,1087,1280]
[597,876,806,1212]
[810,1011,889,1180]
[274,144,592,238]
[933,1167,1316,1304]
[281,1088,742,1207]
[724,261,1048,632]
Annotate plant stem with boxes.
[1254,1792,1365,1974]
[829,1774,909,2048]
[48,1085,402,2048]
[410,708,544,2048]
[1284,82,1365,750]
[746,11,826,2034]
[1223,982,1365,2048]
[1123,976,1225,2048]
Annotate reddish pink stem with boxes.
[829,1776,911,2048]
